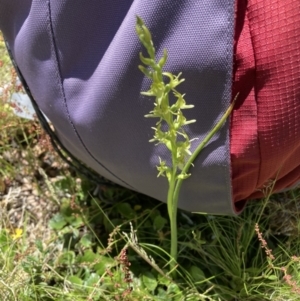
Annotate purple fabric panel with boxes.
[0,0,235,214]
[0,0,136,189]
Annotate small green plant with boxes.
[135,16,236,271]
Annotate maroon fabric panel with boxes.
[232,0,300,209]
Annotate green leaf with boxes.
[60,199,75,217]
[67,275,83,286]
[35,239,44,252]
[153,215,167,231]
[156,287,168,299]
[49,213,67,230]
[167,283,181,295]
[244,267,263,276]
[142,272,158,291]
[116,203,135,219]
[95,256,116,275]
[264,274,278,280]
[149,209,161,222]
[58,251,75,265]
[189,266,206,282]
[158,273,171,286]
[85,273,100,288]
[79,234,93,248]
[0,230,10,252]
[77,249,98,264]
[21,260,35,274]
[64,214,83,227]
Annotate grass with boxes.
[1,31,300,300]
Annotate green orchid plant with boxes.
[135,16,236,273]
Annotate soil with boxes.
[0,141,71,243]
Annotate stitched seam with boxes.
[46,0,134,188]
[224,0,236,214]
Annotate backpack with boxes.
[1,0,300,214]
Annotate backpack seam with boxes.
[46,0,134,188]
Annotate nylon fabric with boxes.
[232,0,300,208]
[0,1,235,214]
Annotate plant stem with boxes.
[173,94,238,211]
[167,127,180,272]
[167,95,237,274]
[167,96,237,275]
[167,165,178,272]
